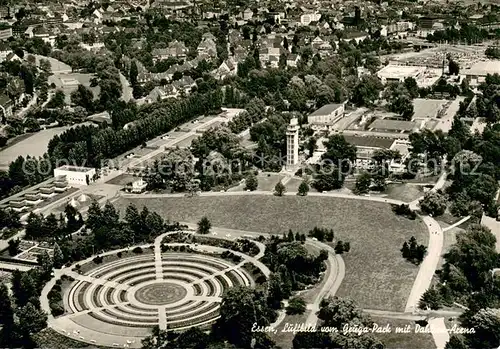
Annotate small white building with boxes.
[130,179,147,193]
[300,13,321,25]
[53,165,96,186]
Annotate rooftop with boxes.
[369,119,417,132]
[377,65,425,79]
[55,165,94,173]
[343,135,395,149]
[309,103,344,117]
[464,60,500,76]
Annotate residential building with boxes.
[145,85,178,103]
[213,58,238,80]
[0,94,13,119]
[300,13,321,26]
[197,38,217,59]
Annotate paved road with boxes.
[122,190,407,206]
[0,261,32,272]
[124,116,227,171]
[126,177,447,321]
[305,244,345,326]
[434,97,465,133]
[404,215,443,313]
[119,72,133,102]
[429,317,450,349]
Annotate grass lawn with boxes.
[257,174,285,191]
[272,313,309,349]
[117,195,428,311]
[0,126,72,168]
[285,178,303,192]
[75,248,155,275]
[174,134,200,148]
[371,317,435,349]
[385,183,424,202]
[106,173,137,186]
[34,328,104,349]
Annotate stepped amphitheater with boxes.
[51,243,265,348]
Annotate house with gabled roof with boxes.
[0,94,13,119]
[197,38,217,59]
[146,85,178,103]
[213,58,238,80]
[172,75,196,94]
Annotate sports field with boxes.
[117,195,428,311]
[0,127,71,169]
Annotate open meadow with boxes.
[117,195,428,311]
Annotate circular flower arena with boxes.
[47,239,267,348]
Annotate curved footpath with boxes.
[125,186,444,316]
[123,176,449,347]
[41,173,449,348]
[41,230,271,348]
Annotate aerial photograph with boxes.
[0,0,499,348]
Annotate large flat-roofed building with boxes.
[464,61,500,86]
[307,103,345,130]
[377,65,442,87]
[368,119,419,133]
[53,165,96,186]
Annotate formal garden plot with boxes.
[56,247,259,345]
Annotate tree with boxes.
[37,250,53,279]
[401,241,410,259]
[419,191,447,216]
[449,59,460,75]
[25,213,44,240]
[384,83,414,120]
[0,283,15,345]
[419,287,442,310]
[274,181,286,196]
[7,239,20,256]
[354,172,371,194]
[47,90,66,109]
[86,201,103,232]
[445,335,468,349]
[197,216,211,234]
[318,297,371,329]
[351,75,383,106]
[129,60,138,86]
[462,308,500,349]
[0,283,13,325]
[286,297,307,315]
[404,77,419,98]
[313,166,345,192]
[215,287,275,348]
[53,243,64,269]
[321,135,357,173]
[70,85,94,111]
[334,241,345,254]
[293,332,333,349]
[16,302,47,338]
[297,180,309,196]
[244,172,258,191]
